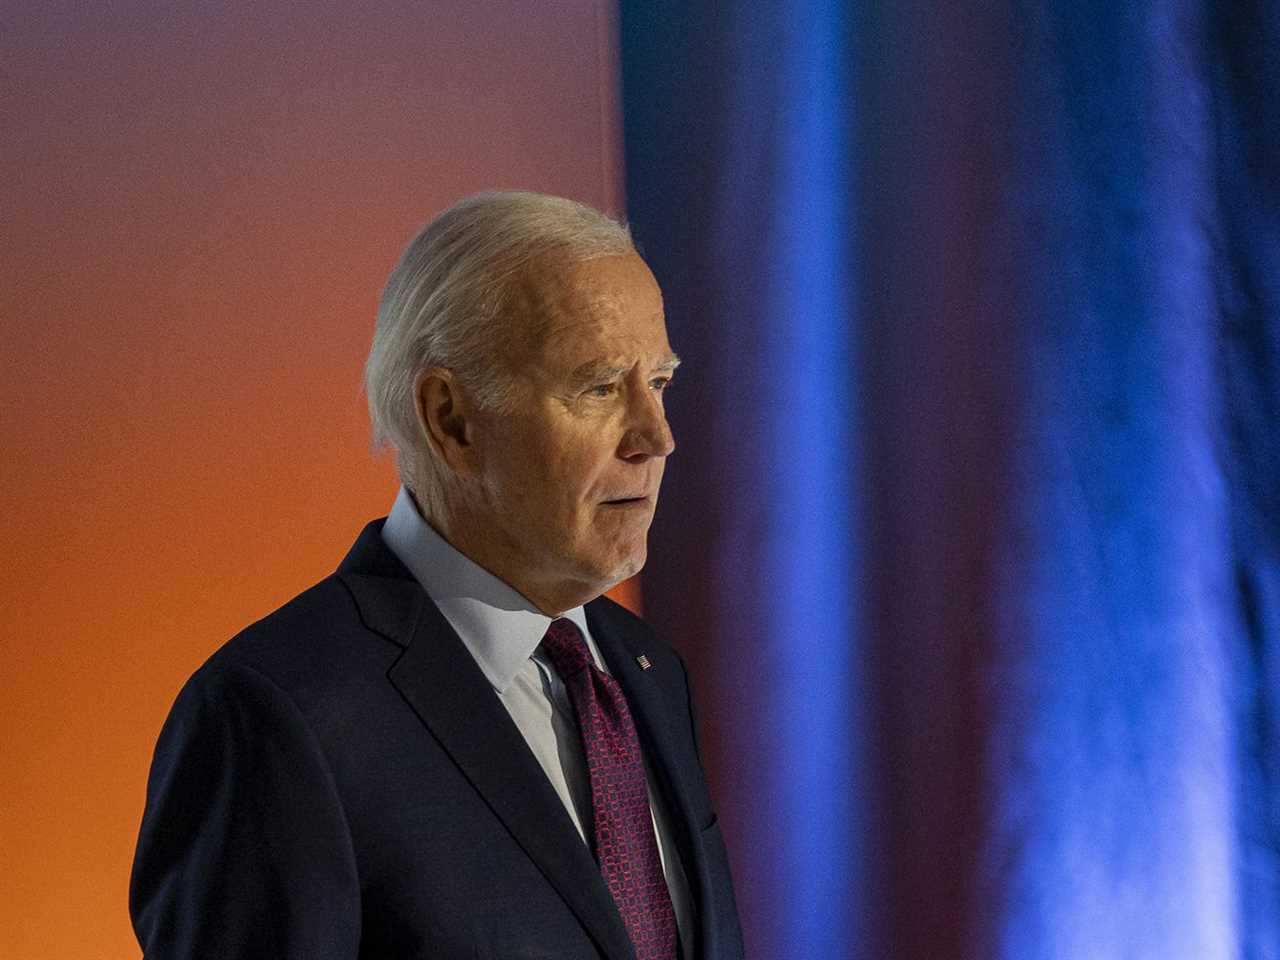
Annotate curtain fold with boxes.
[622,2,1280,957]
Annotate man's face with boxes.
[457,251,677,614]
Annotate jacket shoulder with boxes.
[198,573,401,702]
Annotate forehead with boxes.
[513,252,670,362]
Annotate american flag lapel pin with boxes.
[635,653,652,671]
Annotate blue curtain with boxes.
[621,2,1280,957]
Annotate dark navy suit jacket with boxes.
[130,520,743,959]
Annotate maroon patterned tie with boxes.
[540,618,678,960]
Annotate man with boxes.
[130,191,743,959]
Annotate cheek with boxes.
[488,430,557,492]
[483,415,616,525]
[492,446,590,532]
[547,442,611,501]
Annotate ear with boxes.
[413,368,476,475]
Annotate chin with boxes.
[575,551,643,595]
[609,546,648,584]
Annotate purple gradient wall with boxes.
[0,3,629,955]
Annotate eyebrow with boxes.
[568,354,682,386]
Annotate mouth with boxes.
[601,495,652,508]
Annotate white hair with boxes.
[365,190,635,494]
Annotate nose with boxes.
[619,385,675,462]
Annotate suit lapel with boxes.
[338,526,634,960]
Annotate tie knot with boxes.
[540,618,594,678]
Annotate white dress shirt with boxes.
[381,487,694,954]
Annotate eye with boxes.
[650,376,672,391]
[587,382,617,398]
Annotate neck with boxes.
[416,498,599,618]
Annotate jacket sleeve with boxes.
[130,659,361,959]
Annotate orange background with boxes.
[1,3,630,955]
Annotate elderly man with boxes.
[130,192,743,960]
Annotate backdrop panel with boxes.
[622,1,1280,957]
[1,2,624,956]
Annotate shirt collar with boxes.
[380,486,592,693]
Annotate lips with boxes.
[602,495,651,506]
